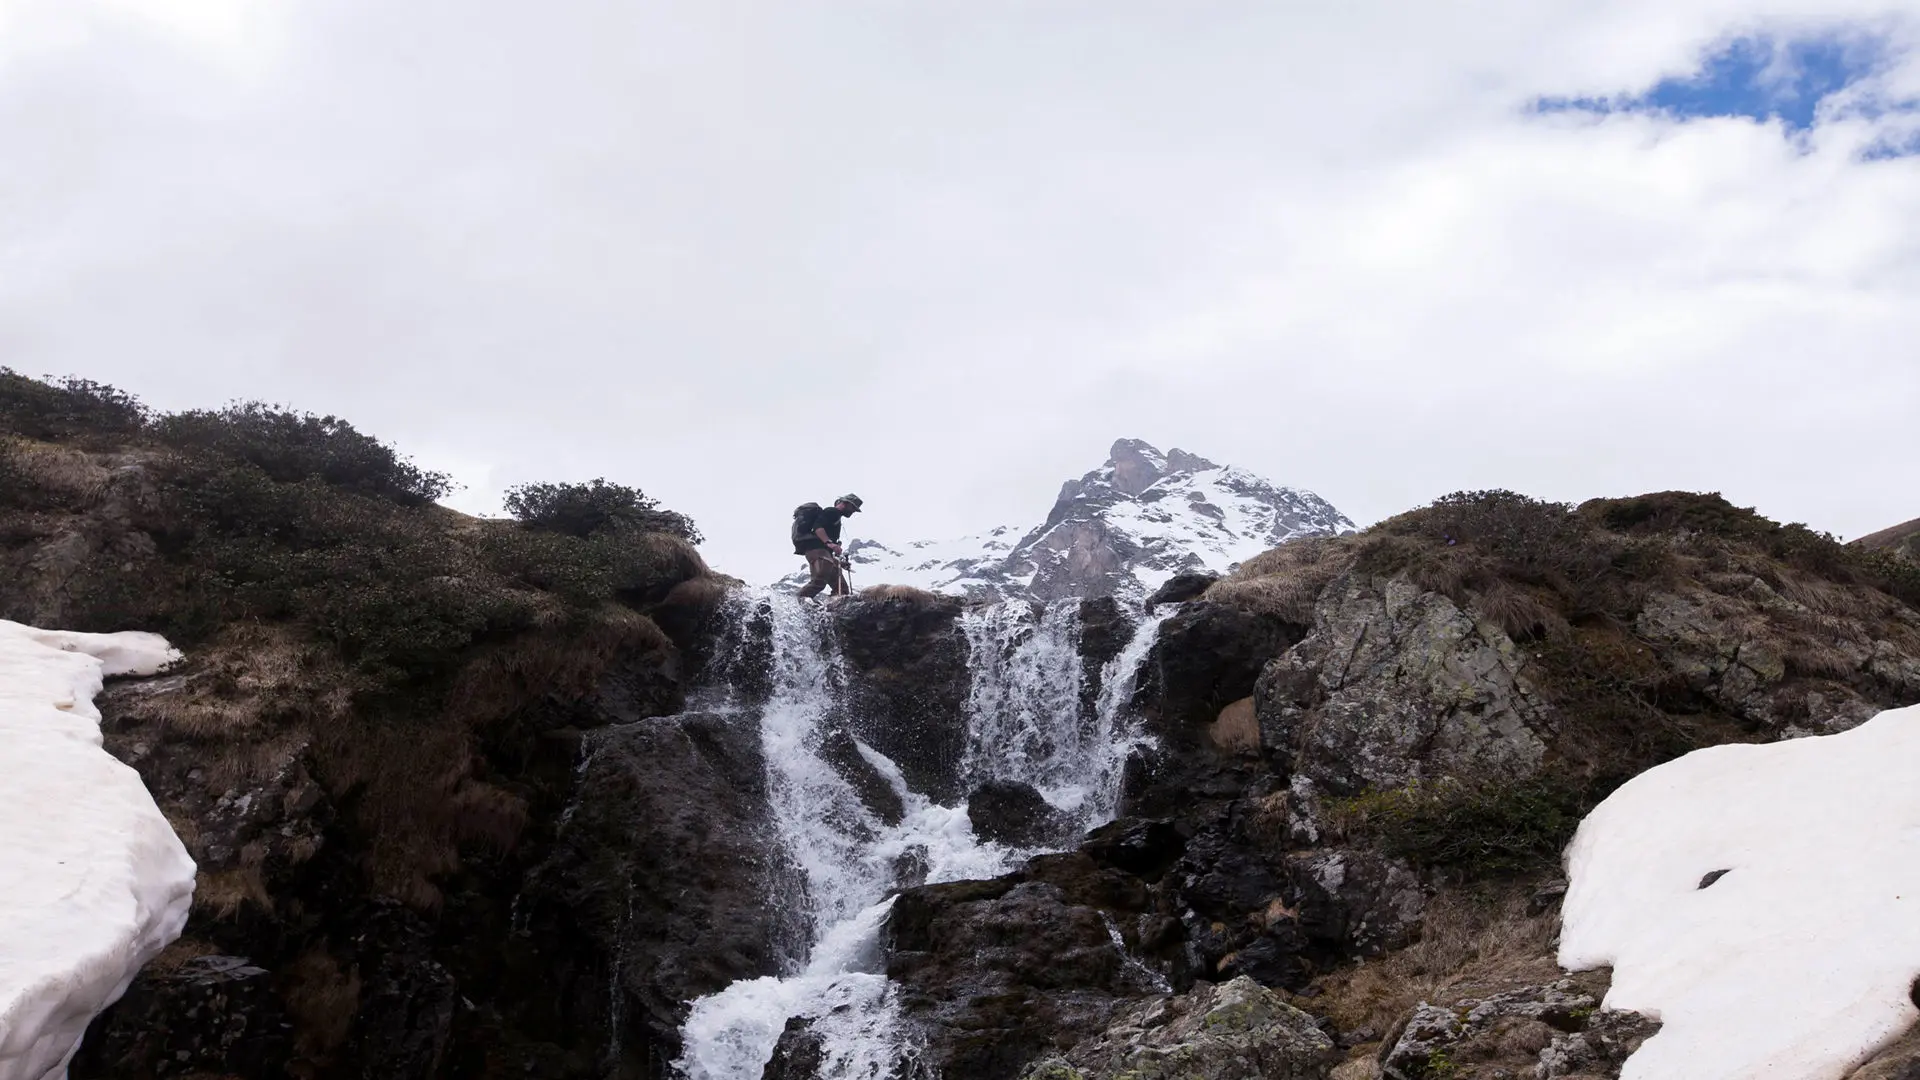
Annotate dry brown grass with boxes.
[195,861,272,919]
[283,949,362,1060]
[143,935,220,974]
[312,715,473,909]
[1205,538,1357,623]
[3,439,114,505]
[1208,697,1261,755]
[630,530,711,585]
[118,624,351,743]
[1310,884,1563,1040]
[443,606,670,729]
[859,583,957,606]
[1473,581,1567,642]
[658,574,733,612]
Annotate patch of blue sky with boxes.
[1534,32,1905,129]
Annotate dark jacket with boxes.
[793,506,847,555]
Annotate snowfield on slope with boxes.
[1560,702,1920,1079]
[0,621,196,1080]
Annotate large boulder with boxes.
[1022,975,1337,1080]
[886,851,1191,1080]
[1257,574,1551,795]
[968,780,1070,848]
[1286,849,1425,959]
[833,593,972,801]
[1631,583,1916,734]
[1145,572,1220,612]
[1146,602,1309,733]
[516,711,806,1068]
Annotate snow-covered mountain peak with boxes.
[812,439,1353,603]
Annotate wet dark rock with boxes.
[517,711,807,1070]
[1143,601,1308,734]
[969,780,1069,847]
[887,854,1192,1080]
[1077,596,1137,672]
[1077,596,1138,716]
[588,643,688,725]
[820,729,908,825]
[69,953,290,1078]
[763,1017,825,1080]
[1286,849,1426,957]
[833,593,972,801]
[347,902,460,1079]
[1078,818,1186,881]
[1144,572,1219,612]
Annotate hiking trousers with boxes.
[797,548,847,599]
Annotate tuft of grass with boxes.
[858,583,957,606]
[1205,537,1357,623]
[1311,885,1562,1047]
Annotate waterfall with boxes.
[672,592,1169,1080]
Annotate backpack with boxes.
[791,503,822,549]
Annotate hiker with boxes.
[793,494,863,599]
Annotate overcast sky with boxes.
[2,1,1916,583]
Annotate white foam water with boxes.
[673,594,1169,1080]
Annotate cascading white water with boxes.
[673,592,1170,1080]
[959,602,1089,804]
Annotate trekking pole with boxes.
[837,551,855,595]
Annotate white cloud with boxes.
[0,0,1915,584]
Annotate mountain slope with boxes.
[1855,515,1920,559]
[835,439,1354,602]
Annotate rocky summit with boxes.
[830,438,1355,603]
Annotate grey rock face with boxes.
[1287,849,1426,958]
[1257,573,1551,795]
[1633,583,1908,734]
[1021,975,1338,1080]
[1378,980,1656,1080]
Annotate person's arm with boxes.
[814,526,840,552]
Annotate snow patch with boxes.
[0,620,195,1080]
[1559,702,1920,1079]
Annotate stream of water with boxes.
[673,593,1170,1080]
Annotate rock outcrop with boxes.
[832,591,972,801]
[1256,574,1551,795]
[514,712,806,1069]
[1021,976,1338,1080]
[1377,979,1657,1080]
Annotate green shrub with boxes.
[1581,491,1774,541]
[154,402,452,506]
[0,369,148,440]
[502,477,701,543]
[1329,778,1588,878]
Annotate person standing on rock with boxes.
[793,494,862,600]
